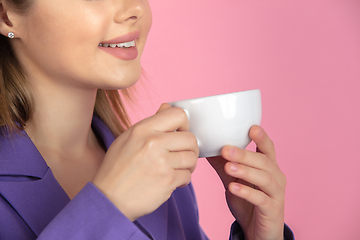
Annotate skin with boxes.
[0,0,286,239]
[207,126,286,240]
[0,0,153,199]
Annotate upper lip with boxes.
[100,31,140,44]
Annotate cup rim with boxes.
[169,89,260,104]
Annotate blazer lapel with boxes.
[0,116,114,236]
[0,170,70,236]
[0,128,70,236]
[0,116,170,238]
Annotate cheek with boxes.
[24,5,109,78]
[19,1,148,89]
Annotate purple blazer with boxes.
[0,116,294,240]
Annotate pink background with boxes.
[127,0,360,239]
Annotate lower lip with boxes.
[99,46,138,60]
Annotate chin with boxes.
[99,72,141,90]
[89,61,141,89]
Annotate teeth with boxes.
[100,40,135,48]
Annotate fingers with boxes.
[221,145,273,171]
[225,162,283,199]
[220,126,286,205]
[221,145,286,197]
[162,131,199,173]
[221,125,277,167]
[227,182,274,216]
[163,131,198,153]
[173,169,192,188]
[156,103,172,114]
[146,104,190,132]
[93,104,196,221]
[249,125,276,162]
[169,151,198,173]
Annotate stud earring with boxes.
[8,32,15,39]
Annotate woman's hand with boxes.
[92,104,199,222]
[207,126,286,240]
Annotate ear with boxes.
[0,1,22,39]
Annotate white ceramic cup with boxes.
[169,89,262,158]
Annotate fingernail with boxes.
[228,147,236,157]
[232,183,241,191]
[229,163,238,172]
[257,126,264,138]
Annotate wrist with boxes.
[91,180,138,222]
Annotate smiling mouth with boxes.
[98,40,135,48]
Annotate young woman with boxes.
[0,0,294,239]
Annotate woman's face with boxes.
[13,0,152,90]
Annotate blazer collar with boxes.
[0,128,47,178]
[0,115,115,178]
[91,115,116,150]
[0,115,116,236]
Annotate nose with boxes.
[113,0,145,24]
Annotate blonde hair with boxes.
[0,0,131,137]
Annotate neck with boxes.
[25,80,99,156]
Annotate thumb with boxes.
[156,103,172,114]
